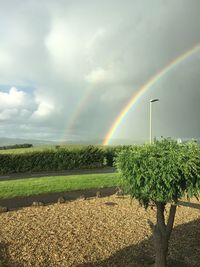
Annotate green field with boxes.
[0,173,119,199]
[0,144,89,154]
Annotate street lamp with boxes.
[149,98,159,144]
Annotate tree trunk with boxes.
[153,202,177,267]
[154,224,168,267]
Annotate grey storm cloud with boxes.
[0,0,199,142]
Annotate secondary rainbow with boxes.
[63,85,95,142]
[103,43,200,145]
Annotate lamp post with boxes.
[149,98,159,144]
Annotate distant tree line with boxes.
[0,143,33,150]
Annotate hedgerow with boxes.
[103,145,131,166]
[0,145,126,174]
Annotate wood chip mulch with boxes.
[0,195,199,267]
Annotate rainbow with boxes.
[63,85,95,141]
[103,44,200,145]
[64,67,109,141]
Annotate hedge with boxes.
[103,145,131,166]
[0,145,129,175]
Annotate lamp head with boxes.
[150,98,159,103]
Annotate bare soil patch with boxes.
[0,195,199,267]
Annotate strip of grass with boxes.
[0,173,120,199]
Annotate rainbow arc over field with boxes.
[63,86,95,141]
[103,43,200,145]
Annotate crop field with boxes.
[0,195,199,267]
[0,144,89,154]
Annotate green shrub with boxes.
[116,139,200,267]
[0,146,107,174]
[103,145,130,166]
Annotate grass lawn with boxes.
[0,173,120,199]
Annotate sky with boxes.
[0,0,199,144]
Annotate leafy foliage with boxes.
[0,145,107,174]
[0,145,128,174]
[103,145,131,166]
[116,139,200,207]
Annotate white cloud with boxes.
[31,89,56,119]
[44,17,90,81]
[45,18,81,62]
[32,101,54,118]
[0,87,35,121]
[85,68,107,84]
[0,87,28,109]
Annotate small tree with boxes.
[116,139,200,267]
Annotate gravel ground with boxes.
[0,195,199,267]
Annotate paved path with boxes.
[0,167,116,181]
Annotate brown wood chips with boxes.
[0,196,199,267]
